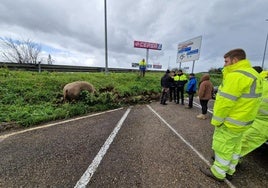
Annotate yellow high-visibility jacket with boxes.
[240,78,268,157]
[174,74,188,87]
[251,78,268,132]
[211,59,263,132]
[139,60,146,68]
[260,70,268,79]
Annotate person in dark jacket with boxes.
[160,69,172,105]
[169,70,176,102]
[185,73,197,109]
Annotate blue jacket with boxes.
[186,77,197,93]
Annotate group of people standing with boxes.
[161,48,268,182]
[160,69,214,120]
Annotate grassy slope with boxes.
[0,68,222,128]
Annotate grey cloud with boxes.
[0,0,268,71]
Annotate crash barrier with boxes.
[0,62,164,73]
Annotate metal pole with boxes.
[38,62,41,73]
[262,32,268,69]
[261,19,268,69]
[146,48,149,67]
[191,60,195,73]
[104,0,108,74]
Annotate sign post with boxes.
[192,60,195,73]
[146,48,149,68]
[134,40,162,68]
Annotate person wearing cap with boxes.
[160,69,172,105]
[169,70,176,102]
[185,73,197,109]
[200,49,263,181]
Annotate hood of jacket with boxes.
[200,74,210,82]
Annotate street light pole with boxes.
[261,33,268,69]
[104,0,108,74]
[261,19,268,69]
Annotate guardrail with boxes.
[0,62,164,73]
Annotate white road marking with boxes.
[147,104,236,188]
[74,107,132,188]
[0,107,123,142]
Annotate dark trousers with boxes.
[200,99,209,114]
[176,87,185,104]
[188,92,195,107]
[169,87,175,101]
[160,88,169,104]
[140,70,145,77]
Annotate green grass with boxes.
[0,68,222,128]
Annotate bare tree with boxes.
[0,37,41,64]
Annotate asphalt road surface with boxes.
[0,99,267,188]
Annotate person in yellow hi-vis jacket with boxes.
[240,67,268,157]
[200,49,263,181]
[173,69,188,104]
[139,58,146,77]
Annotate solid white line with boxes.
[74,107,132,188]
[147,105,211,166]
[147,105,236,188]
[0,107,124,141]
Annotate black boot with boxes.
[200,167,224,182]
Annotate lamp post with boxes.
[261,19,268,69]
[104,0,108,74]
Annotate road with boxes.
[0,100,267,188]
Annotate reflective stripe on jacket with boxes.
[211,59,263,132]
[252,78,268,132]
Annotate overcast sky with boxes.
[0,0,268,73]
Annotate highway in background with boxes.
[0,62,164,73]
